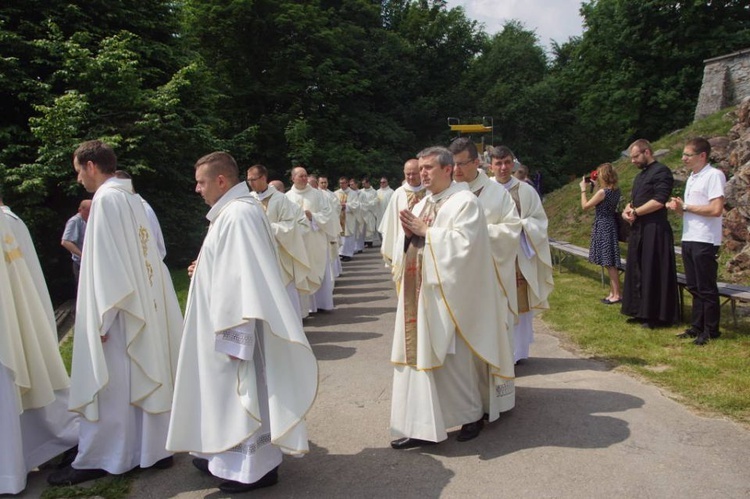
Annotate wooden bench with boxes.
[549,239,749,326]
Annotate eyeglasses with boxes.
[681,152,699,158]
[454,159,476,168]
[247,177,261,181]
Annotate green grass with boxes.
[170,267,190,312]
[543,258,750,425]
[41,475,132,499]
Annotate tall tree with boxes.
[1,1,221,301]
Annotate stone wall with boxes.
[694,48,750,121]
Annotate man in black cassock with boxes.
[621,139,679,328]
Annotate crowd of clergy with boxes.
[1,137,553,494]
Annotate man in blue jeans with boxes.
[667,137,726,345]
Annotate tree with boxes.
[0,1,222,301]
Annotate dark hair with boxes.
[488,145,515,161]
[448,137,478,159]
[195,151,239,182]
[686,137,711,157]
[74,140,117,174]
[248,163,268,178]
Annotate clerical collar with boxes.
[403,183,424,193]
[291,184,312,194]
[466,170,487,192]
[254,185,276,201]
[428,182,467,203]
[500,176,518,190]
[102,176,134,194]
[206,182,251,223]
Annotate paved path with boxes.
[22,248,750,497]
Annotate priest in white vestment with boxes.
[166,152,317,494]
[247,164,316,321]
[389,147,515,450]
[0,202,78,495]
[287,167,340,313]
[379,159,426,283]
[318,176,343,278]
[348,179,367,253]
[490,146,554,362]
[113,170,167,260]
[376,177,394,224]
[450,138,522,327]
[48,140,183,486]
[359,177,380,247]
[335,176,360,261]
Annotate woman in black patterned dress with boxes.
[580,163,622,304]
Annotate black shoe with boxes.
[456,419,484,442]
[47,466,108,486]
[218,466,279,493]
[693,335,710,346]
[710,330,721,339]
[192,457,211,475]
[390,437,437,450]
[149,456,174,469]
[625,317,643,324]
[340,256,352,262]
[676,328,699,339]
[57,445,78,469]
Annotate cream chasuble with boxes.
[69,178,183,421]
[359,186,379,239]
[0,211,78,494]
[376,186,394,223]
[0,213,70,411]
[251,186,318,294]
[379,184,425,281]
[287,185,339,285]
[501,177,554,312]
[390,183,515,440]
[334,188,359,237]
[465,171,522,319]
[2,206,57,334]
[319,188,343,278]
[167,182,317,456]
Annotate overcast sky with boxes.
[445,0,585,51]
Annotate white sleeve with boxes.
[215,320,256,360]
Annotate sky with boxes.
[444,0,585,51]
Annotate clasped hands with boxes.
[399,209,427,238]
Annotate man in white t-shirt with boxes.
[667,137,726,345]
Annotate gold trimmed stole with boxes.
[507,182,530,313]
[401,197,441,366]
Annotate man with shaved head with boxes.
[167,152,317,494]
[286,166,340,312]
[379,159,426,279]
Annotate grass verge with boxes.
[41,475,132,499]
[543,259,750,426]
